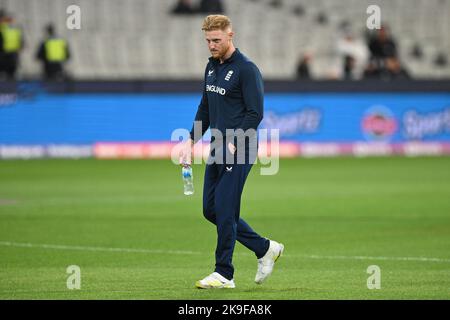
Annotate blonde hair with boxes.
[202,15,232,31]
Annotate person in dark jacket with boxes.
[171,0,195,15]
[179,15,284,290]
[198,0,224,14]
[368,25,397,59]
[296,53,312,79]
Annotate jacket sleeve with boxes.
[189,66,210,143]
[238,62,264,132]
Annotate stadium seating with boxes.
[1,0,449,79]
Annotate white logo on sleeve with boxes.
[225,70,234,81]
[208,69,214,76]
[226,166,233,172]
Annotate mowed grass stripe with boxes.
[1,241,450,263]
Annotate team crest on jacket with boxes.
[225,70,234,81]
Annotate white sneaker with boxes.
[255,240,284,284]
[195,272,236,289]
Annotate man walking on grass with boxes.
[180,15,284,289]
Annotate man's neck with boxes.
[219,45,236,64]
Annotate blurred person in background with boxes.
[333,26,369,79]
[382,56,411,80]
[36,24,71,81]
[366,24,403,78]
[171,0,195,15]
[198,0,225,14]
[365,25,412,81]
[0,11,24,80]
[343,55,356,80]
[368,25,398,60]
[0,8,5,68]
[362,58,381,79]
[296,52,312,79]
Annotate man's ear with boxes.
[228,31,234,40]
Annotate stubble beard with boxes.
[212,42,230,61]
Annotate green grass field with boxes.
[1,157,449,299]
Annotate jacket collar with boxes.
[209,48,240,65]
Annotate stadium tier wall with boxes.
[1,0,450,80]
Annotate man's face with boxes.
[205,28,233,60]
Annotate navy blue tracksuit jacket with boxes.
[189,49,270,280]
[190,48,263,143]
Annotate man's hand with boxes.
[179,138,194,165]
[227,142,236,155]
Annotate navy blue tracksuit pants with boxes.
[202,146,270,280]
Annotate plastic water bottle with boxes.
[182,164,194,195]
